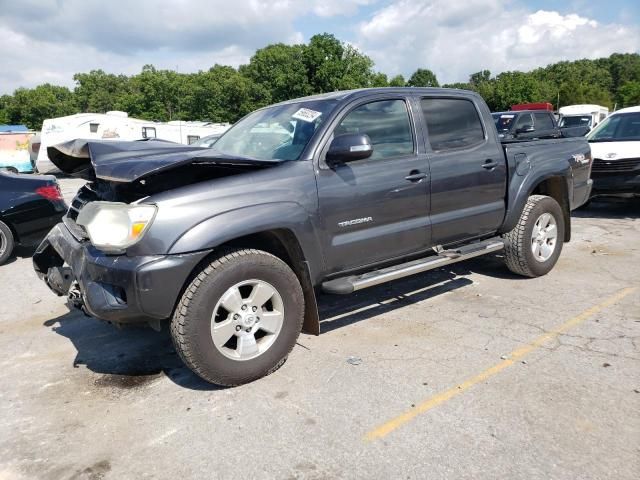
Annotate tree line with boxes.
[1,33,639,130]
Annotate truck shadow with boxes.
[572,197,640,219]
[42,254,516,390]
[43,312,223,391]
[317,254,520,332]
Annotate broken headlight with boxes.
[76,202,157,253]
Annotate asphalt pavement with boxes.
[0,179,638,479]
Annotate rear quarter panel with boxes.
[500,136,591,233]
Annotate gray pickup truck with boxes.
[492,110,590,140]
[34,88,592,386]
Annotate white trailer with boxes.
[558,104,609,131]
[36,111,230,173]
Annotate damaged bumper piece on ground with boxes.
[33,222,210,325]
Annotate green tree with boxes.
[187,65,269,123]
[4,84,76,129]
[388,74,406,87]
[0,95,11,124]
[557,80,612,109]
[599,53,640,103]
[120,65,190,121]
[333,44,375,90]
[618,81,640,107]
[469,70,491,87]
[300,33,376,92]
[370,72,389,87]
[241,43,311,103]
[489,71,555,111]
[442,82,473,90]
[303,33,346,93]
[407,68,439,87]
[73,70,131,113]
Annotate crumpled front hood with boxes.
[47,139,284,182]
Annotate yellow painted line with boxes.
[364,287,636,442]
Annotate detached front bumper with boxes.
[33,223,211,324]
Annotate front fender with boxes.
[168,202,324,279]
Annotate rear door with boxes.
[420,96,506,245]
[315,97,430,274]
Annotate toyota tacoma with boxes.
[33,88,592,385]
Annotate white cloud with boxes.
[0,0,638,94]
[0,0,368,93]
[356,0,640,83]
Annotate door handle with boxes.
[405,171,428,182]
[482,159,498,170]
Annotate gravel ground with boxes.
[0,179,638,480]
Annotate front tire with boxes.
[0,221,15,265]
[502,195,564,277]
[170,248,305,386]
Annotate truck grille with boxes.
[592,158,640,173]
[64,184,100,240]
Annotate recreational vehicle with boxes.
[558,105,609,132]
[36,112,230,173]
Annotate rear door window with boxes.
[534,113,554,130]
[421,98,485,151]
[515,113,533,130]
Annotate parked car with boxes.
[0,171,66,265]
[587,105,640,197]
[492,110,589,140]
[33,87,592,386]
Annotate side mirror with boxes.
[326,133,373,164]
[516,124,535,134]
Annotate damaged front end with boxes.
[33,222,211,325]
[34,138,283,326]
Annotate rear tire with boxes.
[502,195,564,277]
[170,248,305,386]
[0,221,15,265]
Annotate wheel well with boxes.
[221,229,306,269]
[219,229,320,335]
[531,177,571,242]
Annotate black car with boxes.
[0,171,67,264]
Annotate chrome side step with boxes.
[321,238,504,294]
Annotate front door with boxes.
[316,98,430,274]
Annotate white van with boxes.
[558,104,609,131]
[587,105,640,197]
[36,111,230,173]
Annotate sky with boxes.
[0,0,639,95]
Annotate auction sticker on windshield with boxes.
[292,108,322,123]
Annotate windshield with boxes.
[493,113,516,132]
[560,115,592,128]
[587,112,640,142]
[211,99,339,160]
